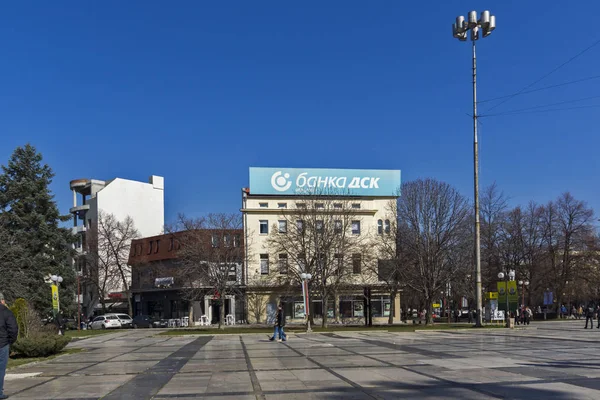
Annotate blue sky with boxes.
[1,1,599,223]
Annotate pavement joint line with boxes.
[282,334,384,400]
[239,335,266,400]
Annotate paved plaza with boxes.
[5,321,600,399]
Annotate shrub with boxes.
[11,334,71,358]
[9,298,45,339]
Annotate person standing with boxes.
[585,304,595,329]
[0,292,19,400]
[578,305,583,320]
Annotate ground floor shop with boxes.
[132,289,246,324]
[247,288,401,324]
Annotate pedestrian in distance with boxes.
[578,305,583,320]
[524,306,532,325]
[0,292,19,400]
[269,304,287,342]
[585,304,595,329]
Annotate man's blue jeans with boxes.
[272,326,286,340]
[0,344,9,395]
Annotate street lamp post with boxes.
[452,10,496,328]
[518,280,530,307]
[498,270,515,327]
[300,273,312,333]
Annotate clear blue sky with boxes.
[1,1,599,223]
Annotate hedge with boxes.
[11,334,71,358]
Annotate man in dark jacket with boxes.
[585,304,595,329]
[0,292,18,399]
[275,304,286,342]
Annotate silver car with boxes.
[89,315,121,329]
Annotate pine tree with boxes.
[0,144,76,315]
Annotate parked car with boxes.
[89,315,122,329]
[105,314,133,328]
[151,318,169,328]
[131,315,160,328]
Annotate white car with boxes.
[105,313,133,329]
[89,315,122,329]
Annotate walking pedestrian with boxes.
[585,304,595,329]
[0,292,19,400]
[524,306,532,325]
[578,305,583,320]
[467,308,473,324]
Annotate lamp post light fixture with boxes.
[452,10,496,328]
[49,274,64,335]
[518,280,530,307]
[300,273,312,333]
[498,270,515,327]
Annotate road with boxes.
[5,320,600,399]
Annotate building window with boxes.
[334,220,342,233]
[259,220,268,234]
[377,219,383,235]
[298,253,306,272]
[259,202,268,208]
[260,254,269,275]
[333,203,343,209]
[351,220,361,235]
[351,203,361,209]
[279,254,288,274]
[384,219,391,234]
[233,234,241,247]
[296,220,304,233]
[296,203,306,209]
[352,254,362,274]
[211,234,220,247]
[334,254,343,275]
[278,202,287,209]
[278,220,287,233]
[224,233,231,247]
[316,220,324,233]
[315,203,324,209]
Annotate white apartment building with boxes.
[70,175,164,315]
[242,167,401,324]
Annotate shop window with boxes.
[352,254,362,274]
[377,219,383,235]
[260,254,269,275]
[351,220,361,235]
[279,254,288,274]
[259,220,268,234]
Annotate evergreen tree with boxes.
[0,144,76,315]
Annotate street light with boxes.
[49,274,64,335]
[300,273,312,333]
[518,280,530,307]
[452,10,496,328]
[498,270,515,327]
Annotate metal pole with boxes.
[77,274,81,330]
[505,277,509,327]
[472,36,483,327]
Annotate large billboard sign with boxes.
[249,167,401,196]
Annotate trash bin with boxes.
[508,318,515,328]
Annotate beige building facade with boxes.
[241,167,401,325]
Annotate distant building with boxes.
[70,176,164,316]
[128,229,245,324]
[242,167,402,324]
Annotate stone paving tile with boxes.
[310,354,388,368]
[181,359,247,372]
[10,375,134,399]
[4,376,54,397]
[157,372,212,395]
[110,351,175,361]
[73,360,158,375]
[14,362,96,376]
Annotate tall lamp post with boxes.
[518,280,530,307]
[452,10,496,327]
[498,270,515,327]
[300,273,312,333]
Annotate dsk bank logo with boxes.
[270,171,292,192]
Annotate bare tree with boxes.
[480,183,508,289]
[84,211,139,316]
[397,179,471,324]
[267,191,374,328]
[174,213,244,329]
[369,198,404,324]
